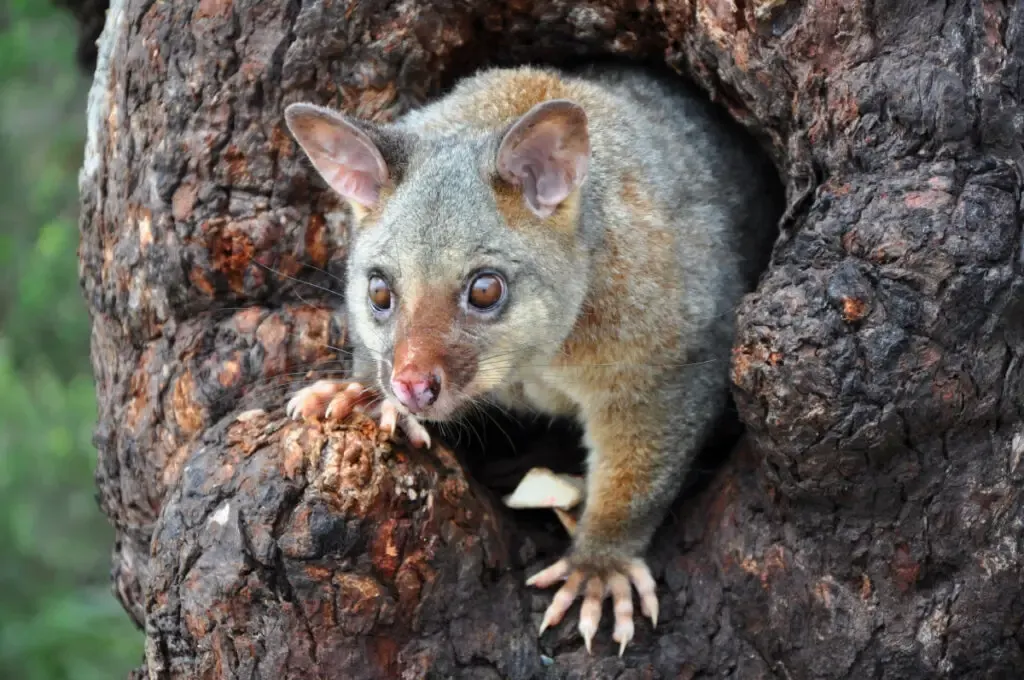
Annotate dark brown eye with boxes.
[467,272,505,312]
[368,275,392,313]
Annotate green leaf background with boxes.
[0,1,144,677]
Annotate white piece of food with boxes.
[503,467,584,510]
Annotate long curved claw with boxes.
[578,576,605,654]
[401,413,432,448]
[324,382,372,421]
[526,558,570,588]
[628,559,658,628]
[378,400,399,437]
[608,573,634,656]
[287,380,348,420]
[537,568,584,635]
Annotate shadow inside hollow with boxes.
[443,395,746,560]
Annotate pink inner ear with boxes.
[533,162,573,212]
[314,131,388,208]
[285,103,389,209]
[326,166,381,208]
[511,162,569,219]
[497,100,590,219]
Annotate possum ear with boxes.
[496,99,591,219]
[285,103,390,210]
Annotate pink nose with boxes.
[390,369,442,413]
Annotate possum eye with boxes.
[466,272,506,313]
[368,274,393,317]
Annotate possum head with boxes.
[285,100,592,420]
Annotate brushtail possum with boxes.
[283,63,779,655]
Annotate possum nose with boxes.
[390,369,442,413]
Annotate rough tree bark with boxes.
[77,0,1024,678]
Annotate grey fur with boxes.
[289,62,780,571]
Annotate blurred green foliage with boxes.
[0,1,144,677]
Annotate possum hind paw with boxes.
[527,557,658,657]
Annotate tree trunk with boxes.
[78,0,1024,678]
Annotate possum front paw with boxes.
[527,555,658,657]
[286,379,431,448]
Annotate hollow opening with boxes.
[416,51,787,557]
